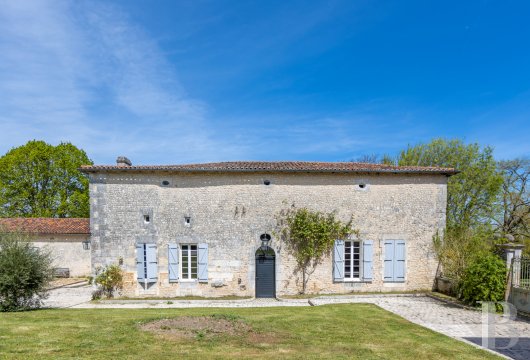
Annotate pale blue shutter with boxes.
[362,240,373,281]
[384,240,395,281]
[394,240,406,282]
[333,240,345,281]
[168,244,179,282]
[136,244,146,281]
[198,243,208,282]
[146,244,158,281]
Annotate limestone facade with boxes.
[87,168,448,297]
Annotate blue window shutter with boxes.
[394,240,406,282]
[168,244,179,282]
[384,241,395,282]
[333,240,345,281]
[146,244,158,281]
[136,244,146,281]
[198,243,208,282]
[362,240,373,281]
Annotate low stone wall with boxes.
[511,287,530,314]
[435,277,455,295]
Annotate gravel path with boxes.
[44,286,529,359]
[43,282,94,308]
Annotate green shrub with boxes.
[0,231,54,311]
[433,226,495,284]
[457,253,506,307]
[94,264,124,298]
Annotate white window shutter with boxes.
[168,244,179,282]
[146,244,158,281]
[333,240,345,281]
[362,240,373,281]
[136,244,145,281]
[394,240,406,282]
[383,240,395,282]
[198,243,208,282]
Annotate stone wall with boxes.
[89,171,447,297]
[31,234,91,277]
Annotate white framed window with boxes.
[344,240,362,280]
[180,244,198,280]
[333,239,373,282]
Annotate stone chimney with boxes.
[116,156,132,167]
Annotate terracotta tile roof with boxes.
[0,218,90,235]
[80,161,457,175]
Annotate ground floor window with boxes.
[344,240,361,280]
[181,244,198,280]
[334,239,373,282]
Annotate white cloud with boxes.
[0,0,244,164]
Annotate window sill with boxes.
[179,279,198,283]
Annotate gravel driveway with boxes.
[44,287,529,359]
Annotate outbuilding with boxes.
[0,218,91,277]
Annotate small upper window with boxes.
[143,215,150,224]
[358,183,366,189]
[161,180,170,186]
[263,180,271,186]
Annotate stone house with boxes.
[0,218,91,277]
[80,159,455,298]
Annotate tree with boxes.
[352,153,396,165]
[353,153,381,164]
[494,158,530,241]
[397,138,503,230]
[433,226,493,283]
[0,140,93,218]
[0,230,54,311]
[276,206,355,294]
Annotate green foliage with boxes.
[397,138,503,230]
[495,158,530,242]
[276,206,355,293]
[433,227,496,285]
[94,265,124,299]
[0,230,54,311]
[457,253,507,307]
[0,140,93,218]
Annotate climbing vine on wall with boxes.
[275,205,357,294]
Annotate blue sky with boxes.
[0,0,529,165]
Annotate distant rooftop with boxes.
[80,159,457,176]
[0,218,90,235]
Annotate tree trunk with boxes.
[302,267,306,294]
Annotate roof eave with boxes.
[79,167,458,176]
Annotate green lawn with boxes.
[0,304,499,359]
